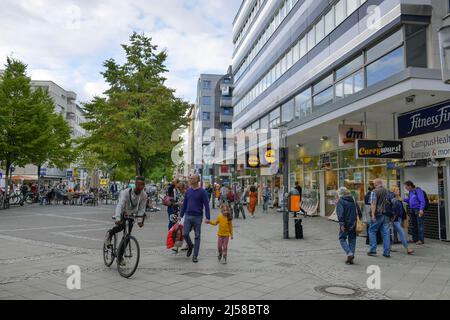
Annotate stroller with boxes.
[167,215,184,254]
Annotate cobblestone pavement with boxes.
[1,204,450,300]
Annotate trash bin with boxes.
[288,189,304,240]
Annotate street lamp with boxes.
[273,121,290,239]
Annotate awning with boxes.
[11,175,38,181]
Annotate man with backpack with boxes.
[367,179,392,258]
[403,181,428,245]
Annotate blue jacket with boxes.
[404,188,426,211]
[336,196,359,230]
[388,192,407,222]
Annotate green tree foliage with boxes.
[81,33,191,178]
[0,57,74,197]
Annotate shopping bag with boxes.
[356,217,365,235]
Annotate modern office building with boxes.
[232,0,450,240]
[193,70,234,185]
[14,81,87,185]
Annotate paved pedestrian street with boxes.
[1,204,450,300]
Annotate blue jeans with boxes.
[339,229,356,257]
[392,221,409,249]
[183,215,203,258]
[369,215,391,256]
[410,209,425,243]
[262,197,269,212]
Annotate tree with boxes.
[0,57,74,199]
[81,33,191,179]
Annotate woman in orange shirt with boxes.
[248,186,258,218]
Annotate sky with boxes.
[0,0,242,104]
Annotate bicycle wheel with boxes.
[103,232,117,267]
[117,236,140,279]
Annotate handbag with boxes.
[353,197,365,235]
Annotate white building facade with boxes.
[232,0,450,241]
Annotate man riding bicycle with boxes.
[105,177,148,249]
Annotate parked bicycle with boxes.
[103,213,145,278]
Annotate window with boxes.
[325,8,335,36]
[316,17,325,44]
[346,0,359,16]
[313,87,334,109]
[282,99,295,123]
[287,48,294,70]
[222,108,233,116]
[335,55,364,80]
[366,29,403,63]
[313,74,333,94]
[202,80,211,90]
[335,69,364,100]
[202,96,212,106]
[367,47,405,86]
[281,55,287,75]
[270,107,281,128]
[295,88,312,119]
[300,37,307,58]
[405,24,427,68]
[293,41,300,63]
[260,115,269,130]
[307,27,316,51]
[202,112,211,121]
[335,0,346,26]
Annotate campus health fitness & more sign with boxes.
[398,101,450,160]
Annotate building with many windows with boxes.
[232,0,450,241]
[191,70,234,185]
[13,81,87,184]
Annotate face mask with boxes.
[129,184,136,189]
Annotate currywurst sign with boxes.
[356,140,403,159]
[398,101,450,138]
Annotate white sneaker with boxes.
[119,259,127,267]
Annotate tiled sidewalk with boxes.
[1,204,450,300]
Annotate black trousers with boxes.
[108,220,133,240]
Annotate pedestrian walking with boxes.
[234,184,247,220]
[403,181,427,245]
[180,174,211,263]
[336,187,361,265]
[208,203,234,265]
[367,179,391,258]
[390,187,415,255]
[262,185,270,213]
[248,186,258,218]
[166,179,180,230]
[364,183,382,245]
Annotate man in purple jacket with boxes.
[181,174,211,263]
[403,181,427,245]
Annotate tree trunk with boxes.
[5,159,10,199]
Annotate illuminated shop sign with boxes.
[356,140,403,159]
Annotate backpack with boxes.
[383,192,397,218]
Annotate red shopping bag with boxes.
[166,223,183,249]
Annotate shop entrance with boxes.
[403,166,447,240]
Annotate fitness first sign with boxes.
[398,101,450,160]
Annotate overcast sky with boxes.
[0,0,242,104]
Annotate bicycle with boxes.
[103,214,145,278]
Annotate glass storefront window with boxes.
[313,87,333,109]
[367,47,405,87]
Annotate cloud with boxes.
[0,0,242,103]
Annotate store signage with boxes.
[356,140,403,159]
[338,124,365,147]
[398,101,450,138]
[387,159,429,170]
[403,129,450,160]
[265,149,277,164]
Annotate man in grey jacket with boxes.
[105,177,148,246]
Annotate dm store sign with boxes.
[398,101,450,160]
